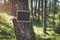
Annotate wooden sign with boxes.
[16,10,31,22]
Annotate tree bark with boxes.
[31,0,33,17]
[34,0,37,17]
[11,0,36,40]
[37,0,40,23]
[43,0,47,33]
[52,0,57,31]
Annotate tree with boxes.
[43,0,47,33]
[31,0,33,17]
[34,0,37,17]
[49,2,51,14]
[37,0,40,22]
[10,0,36,40]
[52,0,58,30]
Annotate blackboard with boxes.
[16,10,31,22]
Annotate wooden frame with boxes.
[16,10,31,22]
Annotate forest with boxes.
[0,0,60,40]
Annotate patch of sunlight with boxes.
[46,31,55,35]
[47,28,53,31]
[55,20,59,23]
[33,26,43,35]
[40,15,42,21]
[49,13,53,17]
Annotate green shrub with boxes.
[0,12,15,40]
[55,26,60,34]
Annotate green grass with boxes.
[0,12,16,40]
[33,25,60,40]
[55,35,60,40]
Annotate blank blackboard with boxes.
[16,10,31,22]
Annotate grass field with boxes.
[33,26,60,40]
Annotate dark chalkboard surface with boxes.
[16,10,31,22]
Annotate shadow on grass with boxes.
[33,19,43,27]
[36,35,44,40]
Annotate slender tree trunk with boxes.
[11,0,36,40]
[37,0,40,23]
[43,0,47,33]
[42,0,43,22]
[34,0,37,17]
[49,2,51,14]
[31,0,33,17]
[52,0,57,30]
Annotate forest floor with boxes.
[33,26,60,40]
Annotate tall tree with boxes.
[43,0,47,33]
[49,2,51,14]
[10,0,36,40]
[41,0,43,22]
[31,0,33,17]
[52,0,58,30]
[34,0,37,17]
[37,0,40,22]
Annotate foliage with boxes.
[33,26,55,40]
[0,12,16,40]
[33,9,60,40]
[54,11,60,34]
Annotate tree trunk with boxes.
[41,0,43,23]
[43,0,47,33]
[34,0,37,17]
[52,0,57,30]
[37,0,40,23]
[49,2,51,14]
[31,0,34,17]
[11,0,36,40]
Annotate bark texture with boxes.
[10,0,36,40]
